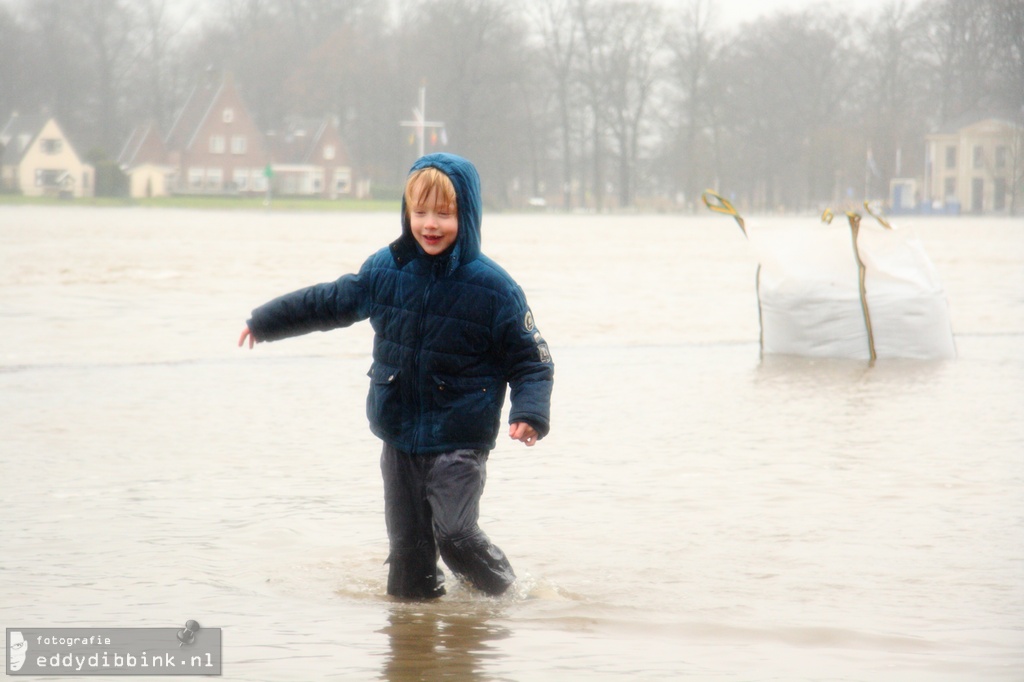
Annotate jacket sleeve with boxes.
[247,257,373,343]
[497,286,554,438]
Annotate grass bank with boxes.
[0,194,401,212]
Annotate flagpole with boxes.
[400,86,445,158]
[865,148,870,199]
[417,87,425,157]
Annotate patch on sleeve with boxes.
[532,330,552,363]
[524,309,535,332]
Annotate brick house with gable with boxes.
[267,116,355,198]
[164,70,269,195]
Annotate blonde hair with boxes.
[405,167,457,213]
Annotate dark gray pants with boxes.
[380,444,515,599]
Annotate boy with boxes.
[238,153,553,599]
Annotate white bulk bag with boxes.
[703,192,956,361]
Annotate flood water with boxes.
[1,205,1022,681]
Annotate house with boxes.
[924,117,1023,214]
[117,121,173,198]
[164,70,269,195]
[267,116,355,199]
[0,113,94,198]
[121,70,361,199]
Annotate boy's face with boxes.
[409,188,458,256]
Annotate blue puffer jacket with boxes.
[247,153,554,455]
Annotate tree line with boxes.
[0,0,1021,211]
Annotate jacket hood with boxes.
[394,153,482,274]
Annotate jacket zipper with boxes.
[410,260,441,454]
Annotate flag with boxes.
[867,148,881,178]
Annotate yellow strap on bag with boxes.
[701,189,766,354]
[707,195,951,360]
[701,190,747,238]
[822,208,877,361]
[862,200,893,230]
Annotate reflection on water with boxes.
[0,207,1021,680]
[380,604,510,682]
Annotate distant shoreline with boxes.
[0,194,401,213]
[0,194,1013,218]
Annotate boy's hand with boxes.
[238,326,256,349]
[509,422,538,447]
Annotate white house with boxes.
[925,117,1023,214]
[117,121,173,198]
[0,113,94,198]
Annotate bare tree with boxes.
[714,7,857,209]
[130,0,196,133]
[573,0,608,210]
[75,0,141,155]
[665,0,719,207]
[11,1,92,144]
[529,0,580,209]
[0,5,32,123]
[574,0,667,209]
[398,0,535,203]
[918,0,997,125]
[604,0,664,208]
[987,0,1024,214]
[855,0,930,195]
[4,0,1020,208]
[984,0,1024,116]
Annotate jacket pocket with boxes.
[430,374,503,444]
[367,363,402,436]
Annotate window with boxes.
[209,135,225,154]
[972,145,984,169]
[996,146,1008,169]
[334,168,352,195]
[188,168,204,189]
[312,170,324,193]
[323,145,335,161]
[40,138,62,155]
[251,168,268,192]
[943,177,956,199]
[206,168,223,190]
[945,145,956,169]
[234,168,249,191]
[223,108,234,123]
[35,169,62,187]
[994,178,1007,211]
[231,136,247,154]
